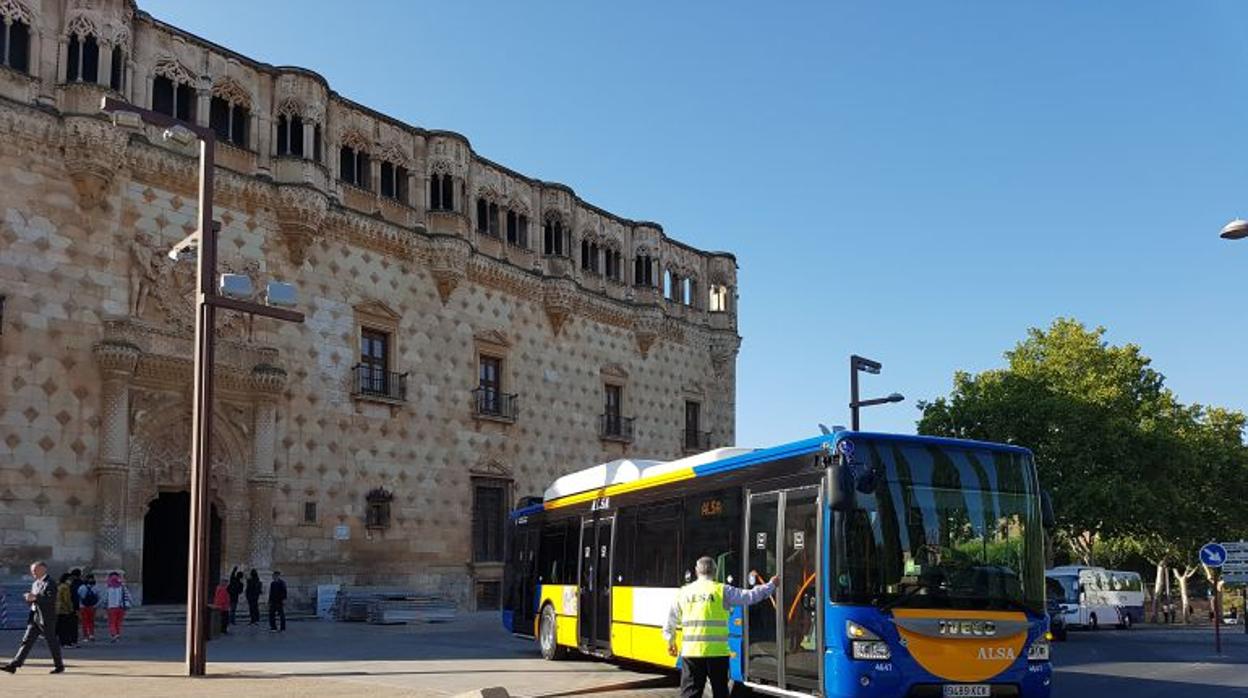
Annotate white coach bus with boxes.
[1046,566,1145,629]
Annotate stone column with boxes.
[246,365,285,572]
[195,84,210,129]
[56,37,69,83]
[92,341,140,571]
[302,121,315,162]
[98,43,113,88]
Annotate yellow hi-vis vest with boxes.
[678,578,731,657]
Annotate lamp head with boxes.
[163,125,197,147]
[1221,219,1248,240]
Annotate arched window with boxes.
[66,33,100,83]
[604,248,622,281]
[663,270,674,300]
[634,255,656,287]
[682,278,694,306]
[0,14,31,73]
[709,284,730,312]
[430,173,454,211]
[339,145,370,189]
[506,210,528,247]
[380,161,409,203]
[210,85,250,148]
[476,197,500,235]
[109,46,124,92]
[276,113,304,157]
[543,218,566,257]
[580,241,600,274]
[152,72,195,121]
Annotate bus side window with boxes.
[637,502,682,587]
[614,509,636,585]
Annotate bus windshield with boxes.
[836,439,1046,615]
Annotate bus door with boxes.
[578,515,614,652]
[744,486,821,694]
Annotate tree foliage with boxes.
[918,318,1248,570]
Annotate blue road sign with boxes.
[1201,542,1228,568]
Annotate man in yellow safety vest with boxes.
[662,556,777,698]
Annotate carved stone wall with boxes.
[0,0,741,608]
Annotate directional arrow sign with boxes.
[1201,542,1228,568]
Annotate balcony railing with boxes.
[352,364,407,402]
[599,414,635,442]
[473,388,519,422]
[684,429,711,452]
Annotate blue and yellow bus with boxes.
[503,431,1054,697]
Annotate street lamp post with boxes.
[1218,221,1248,636]
[100,97,304,676]
[849,354,904,431]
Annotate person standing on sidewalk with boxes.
[68,569,83,644]
[77,575,99,643]
[662,557,776,698]
[227,567,244,625]
[245,569,263,626]
[102,572,133,642]
[1,560,66,674]
[55,574,78,650]
[212,578,232,635]
[268,570,287,633]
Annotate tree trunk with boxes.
[1150,561,1166,623]
[1070,531,1096,565]
[1174,566,1197,624]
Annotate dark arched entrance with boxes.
[142,492,222,604]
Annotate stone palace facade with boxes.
[0,0,740,608]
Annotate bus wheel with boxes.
[1089,613,1098,631]
[539,604,566,661]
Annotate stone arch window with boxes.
[109,44,125,92]
[603,245,623,282]
[429,167,455,212]
[151,59,196,121]
[64,16,100,84]
[210,79,251,148]
[681,276,696,306]
[476,196,500,237]
[543,213,568,257]
[663,268,675,300]
[634,253,657,287]
[709,283,730,312]
[0,1,34,74]
[505,207,529,248]
[580,237,601,275]
[339,132,371,190]
[364,487,393,530]
[380,160,410,204]
[275,100,321,161]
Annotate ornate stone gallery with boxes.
[0,0,740,609]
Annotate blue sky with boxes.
[143,1,1248,446]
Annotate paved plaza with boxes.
[3,614,1248,696]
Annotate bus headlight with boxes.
[847,620,891,660]
[1027,640,1050,662]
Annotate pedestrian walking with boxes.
[77,575,99,643]
[227,567,243,625]
[55,574,78,649]
[663,557,777,698]
[1,560,66,674]
[268,570,287,633]
[102,572,133,642]
[245,569,262,626]
[212,578,231,636]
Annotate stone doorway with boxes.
[141,492,222,604]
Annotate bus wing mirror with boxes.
[827,460,856,512]
[1040,490,1056,530]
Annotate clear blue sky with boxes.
[144,1,1248,446]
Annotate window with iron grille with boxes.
[360,328,389,395]
[365,488,393,530]
[303,501,317,524]
[473,480,508,562]
[478,355,502,413]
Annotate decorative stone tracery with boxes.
[63,115,129,210]
[430,235,470,303]
[275,185,327,266]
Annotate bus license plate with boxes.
[943,686,990,698]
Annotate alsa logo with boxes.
[977,646,1016,661]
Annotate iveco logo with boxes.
[938,620,997,637]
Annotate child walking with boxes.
[102,572,133,642]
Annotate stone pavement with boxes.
[0,611,680,697]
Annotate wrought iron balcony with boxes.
[684,429,711,452]
[599,414,634,442]
[473,388,518,422]
[352,364,407,402]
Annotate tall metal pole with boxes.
[186,136,216,677]
[850,358,860,431]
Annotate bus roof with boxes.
[510,431,1033,519]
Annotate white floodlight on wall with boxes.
[163,125,197,147]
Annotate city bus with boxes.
[1045,566,1144,630]
[502,432,1054,697]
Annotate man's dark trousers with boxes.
[680,656,729,698]
[10,612,64,671]
[269,602,285,631]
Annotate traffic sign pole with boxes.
[1214,568,1222,655]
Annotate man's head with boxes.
[695,556,716,580]
[30,561,46,579]
[272,570,281,579]
[71,568,81,579]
